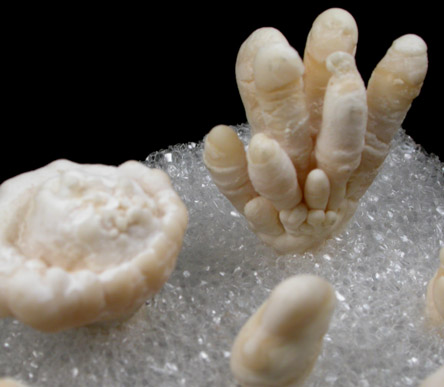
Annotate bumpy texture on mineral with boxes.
[0,159,188,332]
[230,274,336,386]
[426,248,444,329]
[204,8,428,253]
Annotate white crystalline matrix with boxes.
[203,8,428,254]
[0,159,188,332]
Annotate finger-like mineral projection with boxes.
[420,365,444,387]
[426,247,444,329]
[0,159,188,332]
[230,274,336,386]
[203,7,428,254]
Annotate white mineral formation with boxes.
[0,159,188,332]
[420,365,444,387]
[203,7,428,254]
[230,274,336,386]
[426,247,444,329]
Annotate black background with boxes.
[3,2,441,183]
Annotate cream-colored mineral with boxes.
[426,247,444,329]
[420,365,444,387]
[0,159,188,332]
[0,378,29,387]
[203,7,428,254]
[230,274,336,386]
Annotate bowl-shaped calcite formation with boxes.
[0,159,188,332]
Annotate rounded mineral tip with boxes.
[389,34,428,84]
[247,134,301,211]
[305,8,358,63]
[0,159,188,332]
[303,7,358,139]
[254,43,304,91]
[204,124,247,167]
[230,274,336,386]
[203,125,257,212]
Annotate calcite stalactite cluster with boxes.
[204,8,428,254]
[205,7,435,386]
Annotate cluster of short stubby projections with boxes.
[0,7,442,387]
